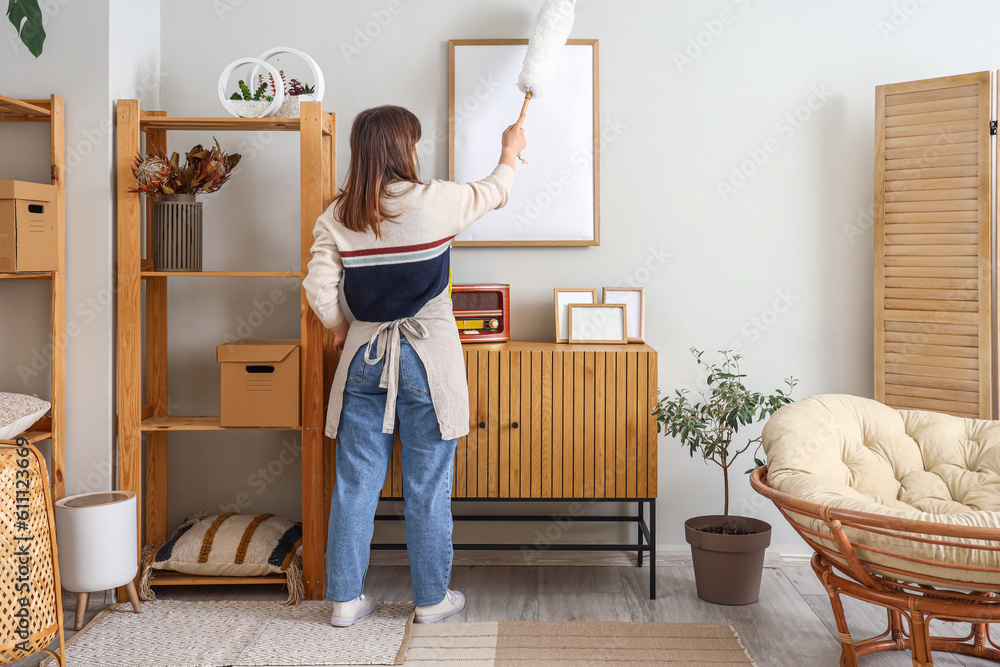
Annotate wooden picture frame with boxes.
[449,38,600,246]
[602,287,645,343]
[553,288,597,343]
[568,304,627,344]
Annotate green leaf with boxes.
[7,0,45,57]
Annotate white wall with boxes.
[0,0,158,501]
[155,0,1000,555]
[8,0,999,556]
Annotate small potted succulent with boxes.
[130,139,241,272]
[227,75,276,118]
[274,75,317,118]
[226,71,317,119]
[654,348,796,605]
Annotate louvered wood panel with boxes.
[380,342,658,500]
[875,72,993,418]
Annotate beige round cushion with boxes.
[763,394,1000,589]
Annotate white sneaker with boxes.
[329,594,376,627]
[414,589,465,624]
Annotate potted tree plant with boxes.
[654,348,796,605]
[130,139,241,272]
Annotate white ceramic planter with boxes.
[249,47,325,105]
[273,93,316,118]
[218,57,285,118]
[54,490,138,592]
[224,99,274,118]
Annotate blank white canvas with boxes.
[570,306,625,341]
[556,291,595,339]
[604,290,642,339]
[453,43,596,243]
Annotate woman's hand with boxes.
[332,318,350,351]
[500,112,527,167]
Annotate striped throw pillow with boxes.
[138,511,303,605]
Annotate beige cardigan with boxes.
[303,163,516,440]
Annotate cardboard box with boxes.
[0,180,58,272]
[217,339,301,428]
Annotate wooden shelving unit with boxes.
[0,93,66,501]
[115,100,337,599]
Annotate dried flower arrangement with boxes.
[130,138,242,198]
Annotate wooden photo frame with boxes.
[449,39,600,246]
[554,288,597,343]
[568,304,627,344]
[602,287,645,342]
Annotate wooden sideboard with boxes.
[380,341,658,500]
[375,340,660,597]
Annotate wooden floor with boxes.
[14,564,1000,666]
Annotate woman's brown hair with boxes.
[334,105,422,238]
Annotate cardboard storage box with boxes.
[217,339,301,428]
[0,180,58,272]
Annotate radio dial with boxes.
[489,319,500,329]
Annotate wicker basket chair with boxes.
[751,394,1000,667]
[0,437,66,667]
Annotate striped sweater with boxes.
[304,162,516,327]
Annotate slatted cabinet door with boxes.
[379,342,658,500]
[875,72,994,419]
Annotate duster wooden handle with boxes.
[519,91,533,117]
[517,92,532,164]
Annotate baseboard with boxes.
[368,549,800,568]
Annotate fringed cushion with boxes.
[138,511,304,605]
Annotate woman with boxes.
[303,105,526,626]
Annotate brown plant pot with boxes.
[685,515,771,606]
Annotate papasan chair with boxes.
[750,394,1000,666]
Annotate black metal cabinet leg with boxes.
[637,501,644,567]
[649,499,656,600]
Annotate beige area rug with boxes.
[39,599,413,667]
[404,621,758,666]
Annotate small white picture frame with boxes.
[568,303,628,344]
[554,288,598,343]
[602,287,645,343]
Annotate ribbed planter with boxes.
[153,194,202,272]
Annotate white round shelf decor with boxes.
[218,57,286,118]
[249,47,325,119]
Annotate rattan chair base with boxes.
[813,553,1000,666]
[751,467,1000,667]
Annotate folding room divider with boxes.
[874,71,999,419]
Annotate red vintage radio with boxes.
[451,283,510,342]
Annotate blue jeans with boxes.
[325,333,457,607]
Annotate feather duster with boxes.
[517,0,577,101]
[513,0,576,162]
